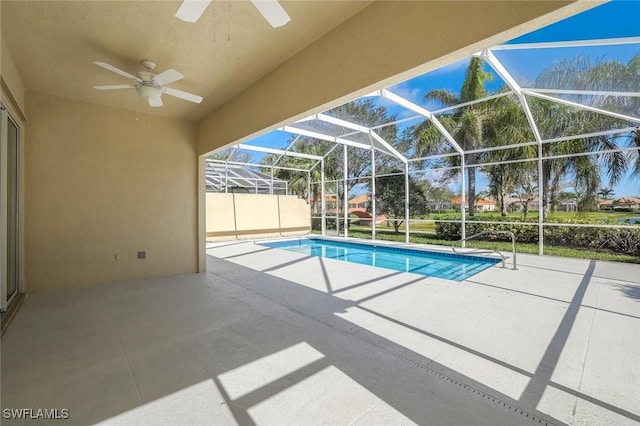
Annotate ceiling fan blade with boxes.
[94,62,141,82]
[163,87,203,104]
[148,97,163,107]
[93,85,136,90]
[251,0,290,28]
[153,69,184,86]
[176,0,210,22]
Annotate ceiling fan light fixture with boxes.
[137,85,162,99]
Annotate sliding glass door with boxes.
[1,103,20,311]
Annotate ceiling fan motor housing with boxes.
[137,84,162,99]
[141,59,156,71]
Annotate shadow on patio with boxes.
[2,247,639,425]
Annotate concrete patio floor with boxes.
[2,239,639,425]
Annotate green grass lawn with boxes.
[341,227,640,264]
[545,210,640,221]
[350,210,640,234]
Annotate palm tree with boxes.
[410,54,637,219]
[481,91,537,216]
[527,98,628,213]
[511,181,538,219]
[632,128,640,178]
[533,55,639,212]
[412,57,493,217]
[598,187,615,201]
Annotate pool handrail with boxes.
[452,230,517,270]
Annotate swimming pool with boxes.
[261,238,500,281]
[618,217,640,224]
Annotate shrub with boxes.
[435,217,539,243]
[435,217,640,255]
[603,229,640,255]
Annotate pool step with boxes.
[439,263,491,280]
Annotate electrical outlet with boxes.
[137,251,146,259]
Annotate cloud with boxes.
[389,86,425,105]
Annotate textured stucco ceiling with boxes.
[1,0,372,121]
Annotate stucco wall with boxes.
[24,92,199,291]
[0,36,26,118]
[278,196,313,229]
[206,193,310,240]
[206,193,236,235]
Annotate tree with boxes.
[481,89,537,216]
[485,166,516,217]
[631,128,640,178]
[419,181,455,212]
[369,169,426,233]
[478,72,627,217]
[409,54,637,220]
[411,57,494,217]
[208,148,252,164]
[528,98,625,214]
[533,55,638,213]
[263,99,400,212]
[511,181,538,219]
[598,187,615,201]
[261,141,335,212]
[574,178,600,212]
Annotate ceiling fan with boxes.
[175,0,290,28]
[93,60,203,107]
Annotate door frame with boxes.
[0,102,20,311]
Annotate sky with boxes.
[227,1,640,197]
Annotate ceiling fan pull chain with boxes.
[136,93,139,121]
[227,0,231,41]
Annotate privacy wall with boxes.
[206,193,310,240]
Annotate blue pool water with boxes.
[618,217,640,224]
[261,238,500,282]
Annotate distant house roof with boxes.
[348,194,370,204]
[451,197,495,205]
[308,195,337,202]
[503,196,540,205]
[613,196,640,205]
